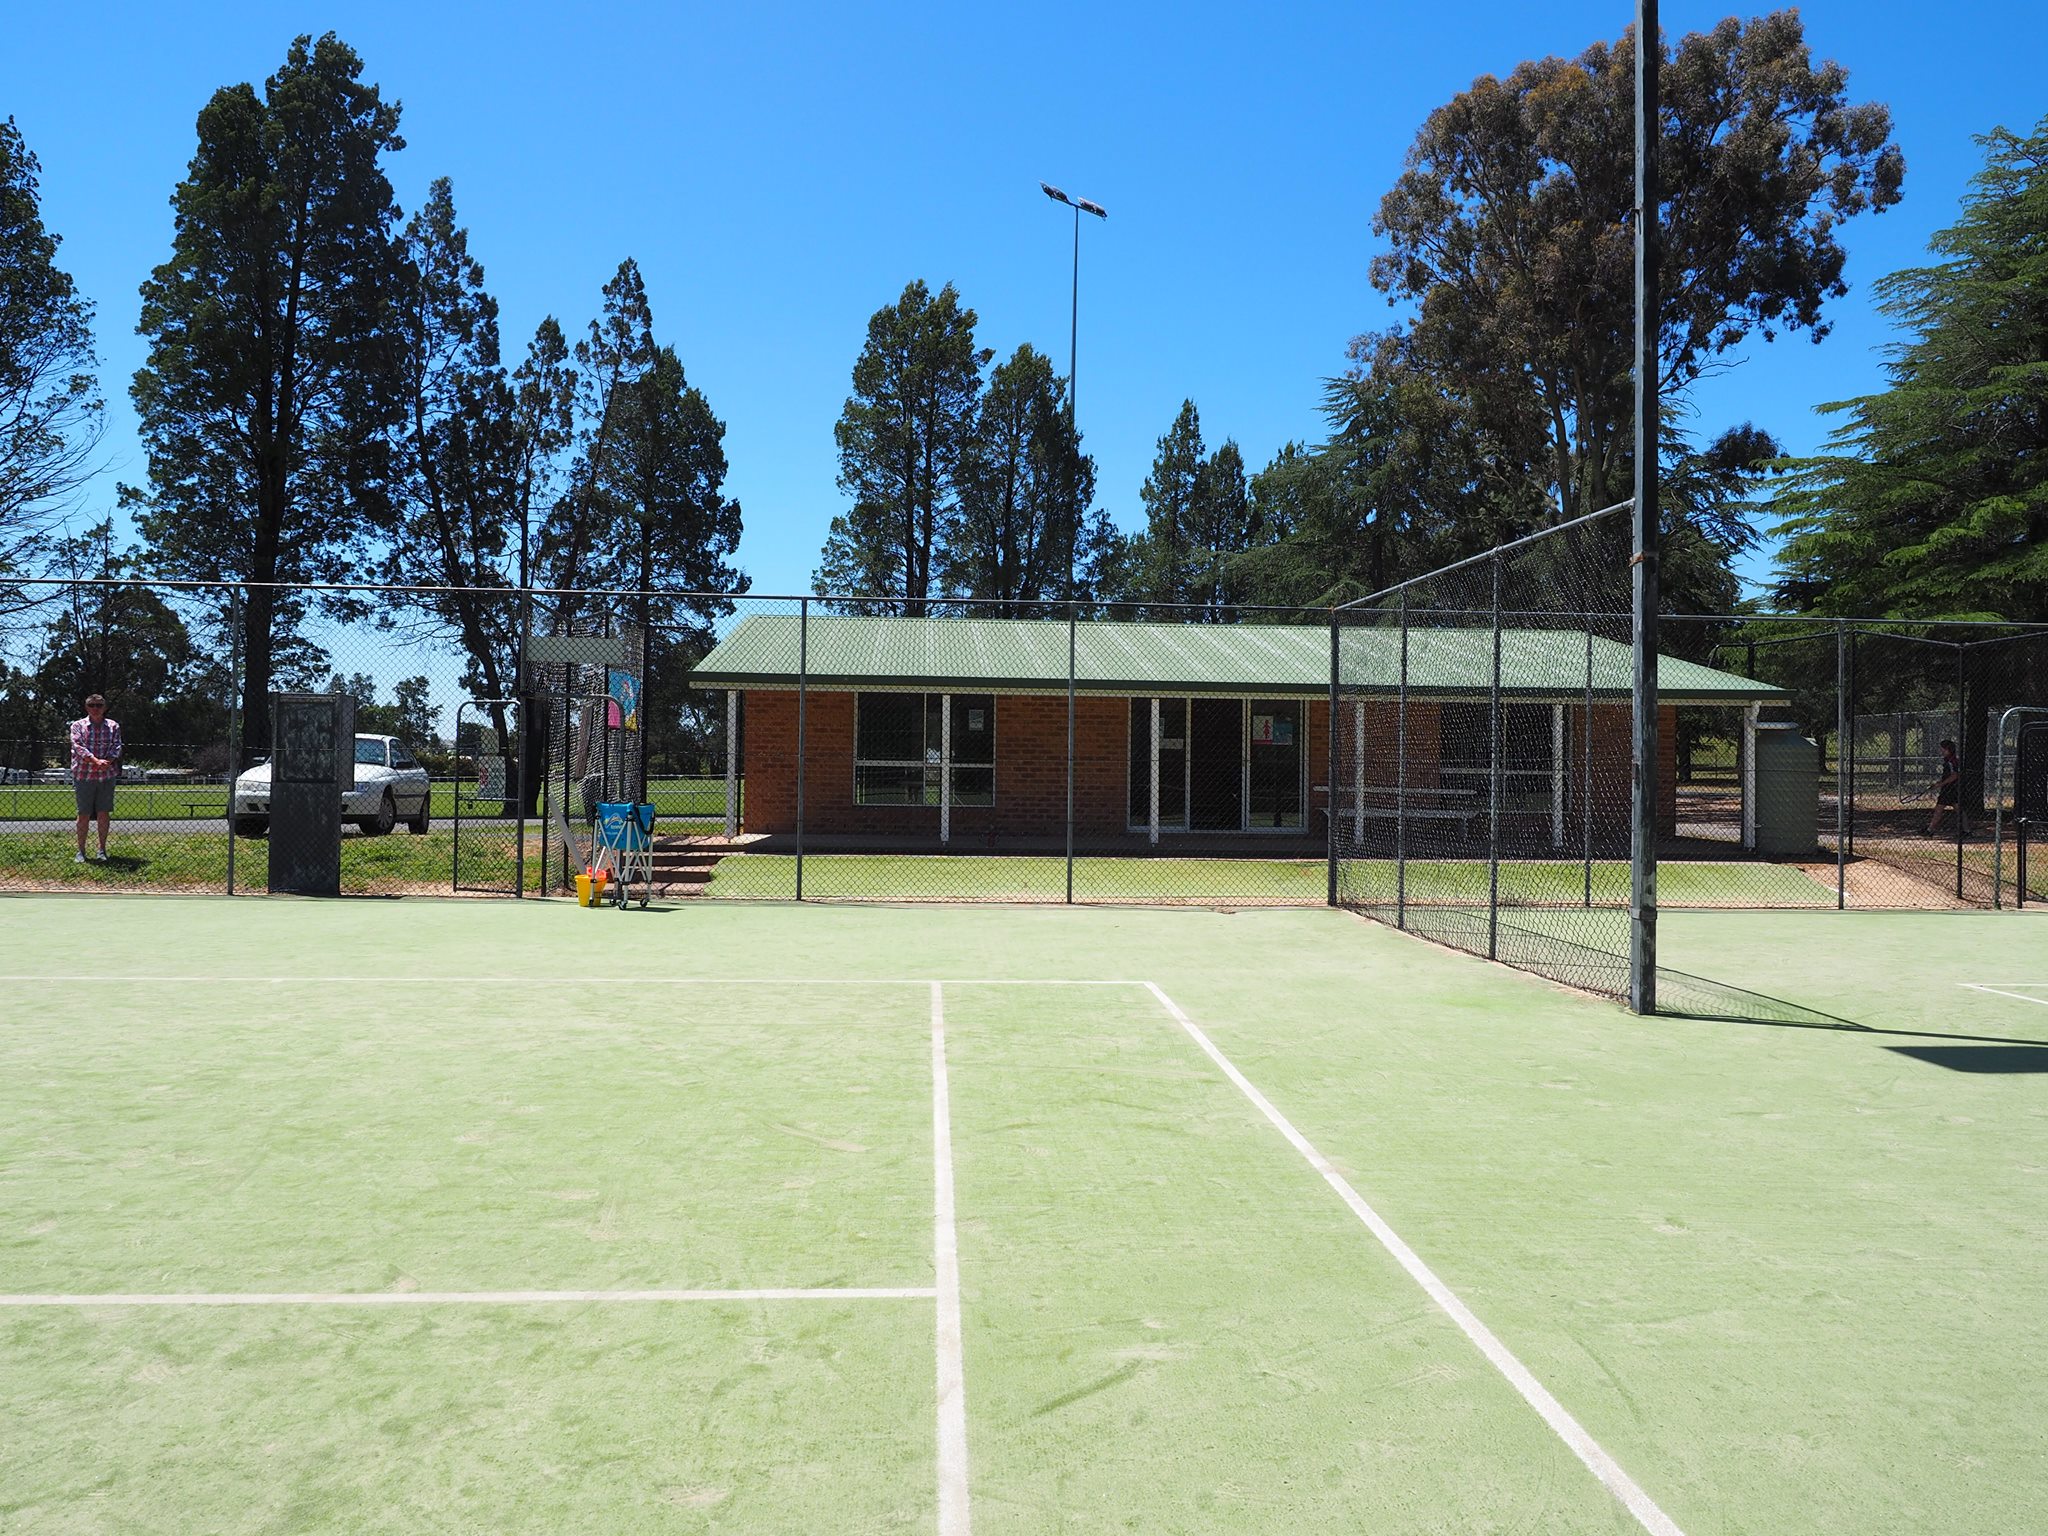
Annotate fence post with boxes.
[1066,605,1076,905]
[1488,556,1503,961]
[1629,0,1662,1015]
[796,598,807,902]
[1955,639,1967,901]
[1582,616,1594,908]
[1843,626,1859,913]
[1397,590,1410,929]
[1326,611,1339,907]
[225,587,241,897]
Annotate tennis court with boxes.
[2,897,2044,1532]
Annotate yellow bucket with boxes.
[575,872,593,906]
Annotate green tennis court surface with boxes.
[2,898,2043,1532]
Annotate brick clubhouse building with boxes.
[691,614,1783,855]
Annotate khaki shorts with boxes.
[73,778,115,817]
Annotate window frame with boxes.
[852,691,996,810]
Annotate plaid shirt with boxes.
[70,716,122,781]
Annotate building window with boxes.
[1439,701,1556,811]
[854,693,995,807]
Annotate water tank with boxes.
[1754,724,1820,857]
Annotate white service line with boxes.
[0,1287,936,1308]
[930,982,973,1536]
[1140,980,1685,1536]
[1960,983,2048,1008]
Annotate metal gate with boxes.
[453,699,526,895]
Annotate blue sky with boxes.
[6,0,2044,600]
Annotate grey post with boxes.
[796,598,807,902]
[1067,605,1077,904]
[225,587,241,897]
[1326,611,1340,906]
[1843,626,1859,913]
[1582,615,1595,908]
[1629,0,1662,1014]
[1955,640,1967,900]
[1397,590,1410,928]
[1488,556,1503,960]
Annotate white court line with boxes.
[0,976,1139,986]
[930,983,973,1536]
[1960,983,2048,1008]
[0,1287,936,1308]
[1141,980,1684,1536]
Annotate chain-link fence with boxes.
[6,572,2043,952]
[1656,617,2048,913]
[1331,505,1641,998]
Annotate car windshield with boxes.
[354,739,387,766]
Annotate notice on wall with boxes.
[967,709,985,732]
[1252,714,1294,746]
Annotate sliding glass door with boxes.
[1127,697,1305,834]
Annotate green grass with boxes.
[0,900,2045,1531]
[0,829,545,893]
[0,775,739,826]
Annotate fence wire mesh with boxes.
[1332,505,1639,999]
[6,570,2043,969]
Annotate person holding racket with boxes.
[1927,737,1970,837]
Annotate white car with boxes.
[233,734,433,837]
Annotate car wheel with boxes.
[363,791,396,836]
[407,796,430,834]
[234,816,268,838]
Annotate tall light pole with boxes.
[1039,182,1107,426]
[1040,183,1106,601]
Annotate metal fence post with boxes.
[796,597,807,902]
[1488,556,1503,961]
[1066,605,1076,904]
[1326,611,1339,907]
[1955,639,1967,900]
[1397,590,1410,929]
[225,587,241,897]
[1582,617,1594,908]
[1629,0,1661,1015]
[1843,626,1859,913]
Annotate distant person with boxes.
[70,693,122,863]
[1927,737,1970,838]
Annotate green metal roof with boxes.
[690,614,1785,701]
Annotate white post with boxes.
[940,693,952,847]
[1149,698,1161,847]
[724,689,738,838]
[1741,702,1761,850]
[1551,702,1566,849]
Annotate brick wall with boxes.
[737,689,1671,839]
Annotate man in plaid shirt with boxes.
[70,693,122,863]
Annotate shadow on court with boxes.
[1656,967,2048,1051]
[1886,1044,2048,1074]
